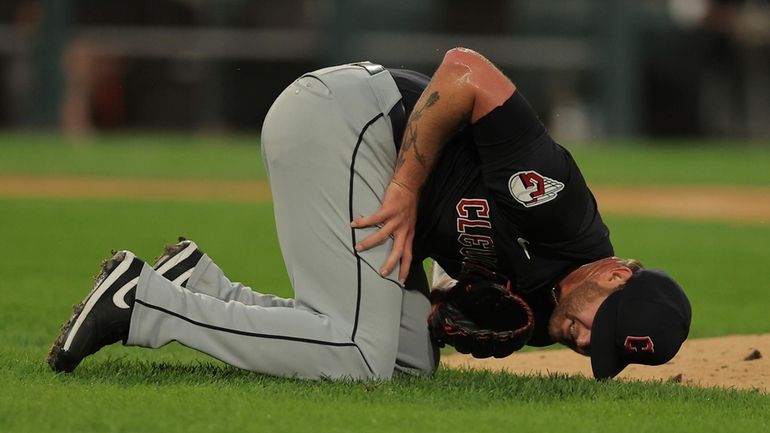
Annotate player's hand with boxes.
[350,180,418,284]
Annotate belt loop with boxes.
[352,61,386,76]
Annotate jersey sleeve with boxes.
[473,90,548,163]
[469,90,613,292]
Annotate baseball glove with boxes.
[428,263,535,359]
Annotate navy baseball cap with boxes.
[590,269,692,379]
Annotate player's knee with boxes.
[324,356,395,381]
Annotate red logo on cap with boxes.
[624,336,655,353]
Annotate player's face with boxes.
[549,259,636,354]
[548,281,612,355]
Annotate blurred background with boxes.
[0,0,768,142]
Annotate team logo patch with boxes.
[508,171,565,208]
[624,336,655,353]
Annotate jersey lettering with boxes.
[455,198,496,268]
[458,233,494,249]
[457,218,491,232]
[456,199,490,218]
[459,247,497,265]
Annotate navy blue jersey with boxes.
[390,70,614,346]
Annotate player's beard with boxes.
[548,280,615,351]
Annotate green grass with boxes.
[2,197,769,432]
[0,133,266,179]
[2,134,770,432]
[569,139,770,186]
[0,199,290,350]
[2,360,767,433]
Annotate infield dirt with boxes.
[442,334,770,392]
[2,176,770,225]
[2,175,768,392]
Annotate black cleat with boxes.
[47,250,144,373]
[152,237,203,288]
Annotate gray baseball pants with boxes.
[126,64,439,379]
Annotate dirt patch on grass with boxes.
[593,185,770,225]
[1,176,769,224]
[0,175,271,202]
[2,175,769,391]
[442,334,770,393]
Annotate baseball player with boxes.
[48,48,691,380]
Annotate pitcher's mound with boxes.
[442,334,769,392]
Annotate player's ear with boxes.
[597,266,633,288]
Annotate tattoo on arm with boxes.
[395,91,440,170]
[411,91,440,121]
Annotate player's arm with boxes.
[351,48,516,283]
[392,47,516,191]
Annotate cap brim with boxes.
[590,290,627,379]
